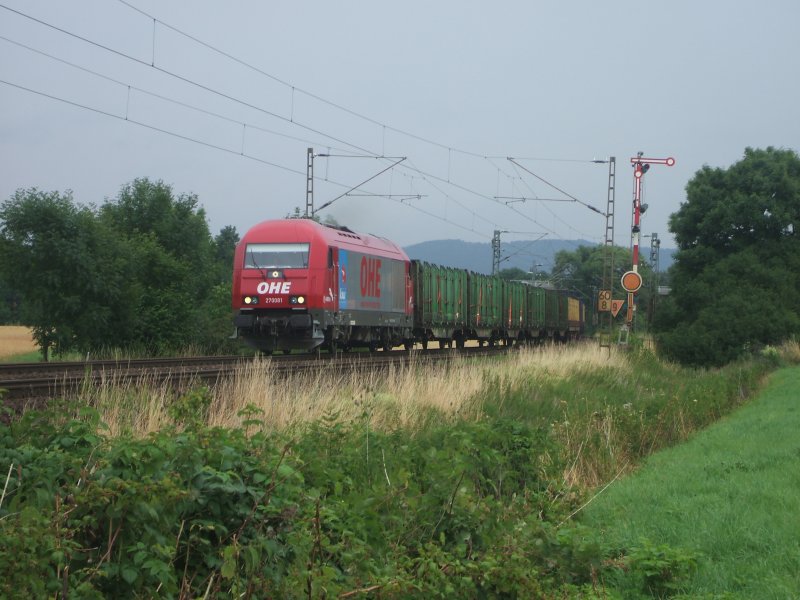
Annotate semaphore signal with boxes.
[626,152,675,327]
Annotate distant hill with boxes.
[403,239,675,275]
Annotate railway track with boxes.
[0,347,508,412]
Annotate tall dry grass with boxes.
[0,326,38,359]
[777,338,800,363]
[85,343,630,438]
[58,341,776,488]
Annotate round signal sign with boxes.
[621,271,643,293]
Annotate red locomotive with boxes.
[233,218,586,353]
[232,218,414,353]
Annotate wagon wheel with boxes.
[404,340,414,351]
[421,340,428,350]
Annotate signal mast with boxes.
[622,152,675,327]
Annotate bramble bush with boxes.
[2,340,775,597]
[0,391,638,598]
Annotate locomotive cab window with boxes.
[244,243,310,269]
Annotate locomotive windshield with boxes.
[244,243,310,269]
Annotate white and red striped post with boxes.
[626,154,675,325]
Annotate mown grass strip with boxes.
[583,365,800,598]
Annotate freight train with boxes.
[232,219,586,353]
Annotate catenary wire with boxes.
[0,2,604,246]
[0,35,366,158]
[0,3,517,234]
[0,77,500,242]
[112,0,613,218]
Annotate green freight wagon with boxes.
[557,293,570,339]
[543,288,560,337]
[503,280,527,343]
[526,285,547,339]
[411,260,467,348]
[466,272,503,344]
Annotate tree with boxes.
[655,147,800,366]
[0,180,240,358]
[213,225,239,285]
[100,178,220,351]
[0,189,131,358]
[552,244,654,318]
[0,280,21,324]
[497,267,531,281]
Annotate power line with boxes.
[0,78,307,177]
[116,0,612,171]
[506,161,600,242]
[387,197,491,241]
[0,4,513,230]
[0,77,493,243]
[0,2,606,246]
[0,3,383,159]
[507,157,606,217]
[0,35,364,157]
[113,0,496,161]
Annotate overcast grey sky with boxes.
[1,0,798,253]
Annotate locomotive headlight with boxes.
[297,296,305,304]
[243,296,259,305]
[289,295,306,305]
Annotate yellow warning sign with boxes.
[598,290,611,312]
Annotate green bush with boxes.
[0,402,626,597]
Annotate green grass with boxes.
[582,366,800,598]
[0,350,43,363]
[478,348,771,487]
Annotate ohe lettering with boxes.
[359,256,381,298]
[257,281,292,295]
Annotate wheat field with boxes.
[0,325,37,359]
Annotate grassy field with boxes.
[0,325,39,361]
[582,365,800,598]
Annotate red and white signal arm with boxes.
[620,271,643,293]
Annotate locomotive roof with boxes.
[241,218,410,261]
